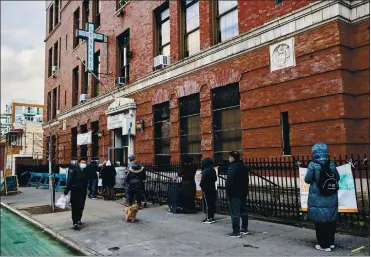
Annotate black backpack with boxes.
[316,161,339,196]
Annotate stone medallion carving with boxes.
[270,38,295,72]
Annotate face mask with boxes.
[80,163,87,169]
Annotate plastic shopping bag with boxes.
[55,194,70,209]
[98,178,103,187]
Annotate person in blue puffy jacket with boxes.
[305,143,340,252]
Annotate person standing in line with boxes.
[305,143,340,252]
[200,158,217,224]
[126,155,145,208]
[64,158,88,230]
[101,160,117,200]
[226,151,249,238]
[178,156,197,213]
[85,160,98,199]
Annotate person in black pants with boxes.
[85,160,98,199]
[200,158,217,224]
[178,156,197,213]
[126,157,145,208]
[227,151,249,238]
[64,158,88,230]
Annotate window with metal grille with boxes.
[154,102,171,165]
[91,121,99,160]
[72,66,79,106]
[47,92,51,121]
[216,0,238,43]
[183,0,200,57]
[73,7,80,48]
[155,1,170,56]
[280,112,291,155]
[93,51,100,97]
[179,94,201,163]
[71,127,77,159]
[212,83,241,162]
[80,124,88,159]
[117,30,130,80]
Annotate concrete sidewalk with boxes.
[1,188,369,256]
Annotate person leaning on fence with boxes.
[101,161,117,200]
[226,151,249,238]
[64,158,88,231]
[126,155,146,208]
[305,143,340,252]
[200,158,217,224]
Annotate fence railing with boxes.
[142,154,369,231]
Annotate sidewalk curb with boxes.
[1,202,100,256]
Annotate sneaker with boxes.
[228,232,242,238]
[204,218,216,224]
[240,229,250,235]
[202,218,209,223]
[330,245,335,249]
[90,197,97,200]
[77,221,83,226]
[316,247,331,252]
[315,245,321,250]
[73,224,80,231]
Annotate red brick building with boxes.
[43,0,370,165]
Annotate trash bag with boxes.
[55,194,70,209]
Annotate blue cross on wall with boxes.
[76,22,105,72]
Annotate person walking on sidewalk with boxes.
[85,160,98,199]
[200,158,217,224]
[101,161,117,200]
[64,158,88,230]
[126,155,146,208]
[305,143,340,252]
[226,151,249,238]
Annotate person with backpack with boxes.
[305,143,340,252]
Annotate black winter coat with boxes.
[227,160,249,198]
[64,167,88,195]
[85,163,98,181]
[200,158,217,192]
[101,165,117,187]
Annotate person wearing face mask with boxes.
[101,160,117,200]
[64,158,88,230]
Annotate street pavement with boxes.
[1,188,369,256]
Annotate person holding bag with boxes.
[305,143,340,252]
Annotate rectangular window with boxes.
[183,0,200,57]
[154,102,171,165]
[156,2,170,56]
[47,92,51,121]
[48,47,52,77]
[117,30,130,80]
[49,4,54,33]
[72,66,79,106]
[80,124,88,159]
[212,83,241,162]
[52,87,57,119]
[93,51,100,97]
[82,61,89,94]
[59,37,61,68]
[94,0,101,28]
[54,0,60,25]
[281,112,291,155]
[179,94,201,163]
[53,41,58,68]
[92,121,99,160]
[216,0,238,43]
[57,85,60,110]
[64,90,67,106]
[83,0,90,26]
[71,127,77,159]
[73,7,80,49]
[65,34,68,49]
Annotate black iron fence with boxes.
[142,155,369,232]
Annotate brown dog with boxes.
[124,204,139,223]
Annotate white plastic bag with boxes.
[98,178,103,187]
[55,194,70,209]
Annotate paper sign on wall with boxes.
[299,164,358,213]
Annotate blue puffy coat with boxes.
[305,143,340,223]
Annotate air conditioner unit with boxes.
[115,77,126,87]
[52,66,58,76]
[153,55,170,69]
[56,110,60,115]
[80,94,89,103]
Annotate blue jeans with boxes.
[88,179,98,198]
[229,197,248,233]
[125,185,129,201]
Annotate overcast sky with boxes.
[1,1,45,111]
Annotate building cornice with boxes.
[50,0,370,123]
